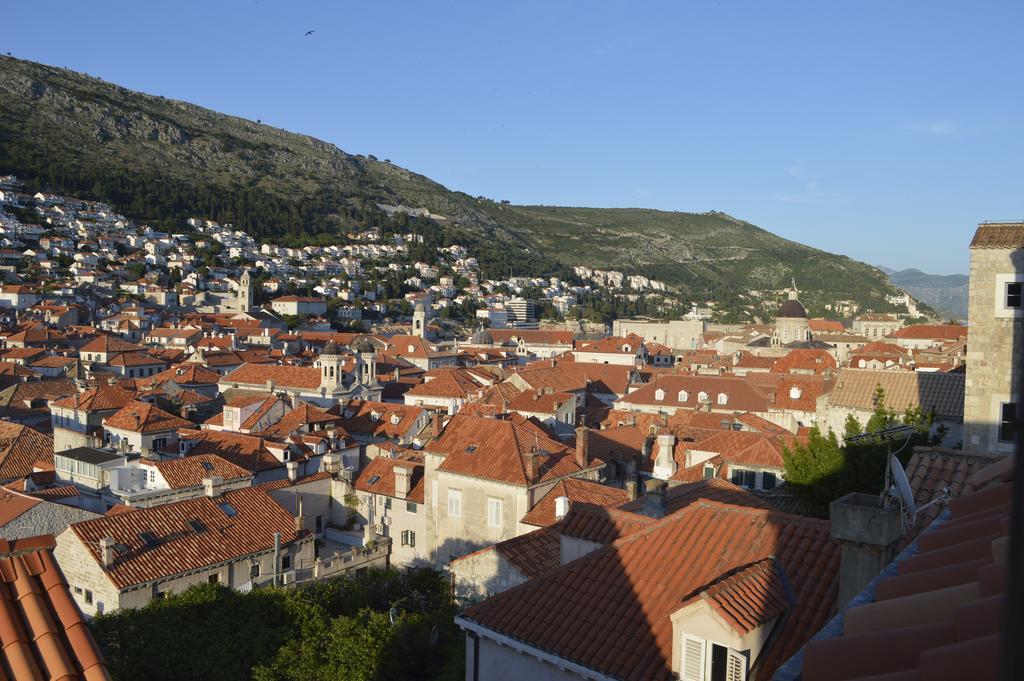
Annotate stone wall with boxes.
[0,502,100,540]
[449,547,529,603]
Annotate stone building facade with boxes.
[964,224,1024,453]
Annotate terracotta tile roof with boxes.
[0,486,41,526]
[829,368,964,420]
[486,329,574,346]
[179,430,286,473]
[771,375,833,412]
[222,363,322,390]
[903,447,1003,531]
[151,454,253,489]
[506,389,576,415]
[0,378,77,414]
[334,400,424,440]
[78,335,141,354]
[515,361,634,396]
[0,423,55,481]
[663,478,773,514]
[103,401,193,434]
[51,386,136,412]
[809,319,846,333]
[521,478,630,527]
[800,459,1013,681]
[461,501,838,681]
[574,334,644,355]
[67,484,306,590]
[618,374,772,412]
[405,368,488,399]
[680,556,790,635]
[771,349,837,375]
[106,351,166,368]
[354,453,425,503]
[969,222,1024,249]
[0,535,111,681]
[489,525,561,579]
[430,414,597,486]
[584,425,651,462]
[150,364,222,385]
[557,503,656,543]
[262,401,344,438]
[889,324,968,341]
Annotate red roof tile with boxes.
[521,478,630,527]
[102,401,193,434]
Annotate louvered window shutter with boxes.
[726,649,747,681]
[681,636,706,681]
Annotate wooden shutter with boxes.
[726,649,747,681]
[681,636,705,681]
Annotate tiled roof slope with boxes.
[222,363,321,390]
[491,525,561,579]
[68,485,304,590]
[354,454,425,504]
[521,478,630,527]
[970,223,1024,248]
[829,368,964,420]
[679,557,790,635]
[0,423,54,481]
[152,454,252,489]
[663,478,773,514]
[800,456,1013,681]
[51,386,135,412]
[0,535,111,681]
[103,401,193,433]
[904,447,1002,530]
[460,501,838,681]
[430,414,595,486]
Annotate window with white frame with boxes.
[487,497,503,528]
[680,635,747,681]
[717,393,728,405]
[1006,281,1022,309]
[447,489,462,518]
[655,388,665,401]
[730,469,756,489]
[401,530,416,547]
[762,471,777,490]
[678,390,689,402]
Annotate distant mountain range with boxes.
[0,55,904,316]
[879,266,969,320]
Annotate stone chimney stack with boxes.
[653,433,677,479]
[394,465,411,499]
[526,450,542,483]
[625,478,638,501]
[203,476,224,498]
[574,426,589,469]
[99,537,116,568]
[554,495,570,519]
[641,478,667,518]
[286,461,299,483]
[432,411,443,439]
[830,492,904,606]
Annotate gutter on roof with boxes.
[454,616,618,681]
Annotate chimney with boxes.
[394,465,411,499]
[294,495,306,532]
[574,426,589,468]
[554,495,570,519]
[322,452,342,475]
[286,460,299,483]
[641,478,667,518]
[654,432,677,477]
[99,537,116,568]
[625,478,638,501]
[830,493,904,606]
[432,411,443,439]
[202,476,224,498]
[525,451,542,483]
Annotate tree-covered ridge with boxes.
[0,54,902,314]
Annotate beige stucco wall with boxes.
[449,548,529,602]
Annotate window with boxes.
[208,573,220,584]
[703,464,715,480]
[999,402,1017,443]
[84,590,93,605]
[681,637,747,681]
[678,390,689,402]
[152,438,166,451]
[401,530,416,547]
[447,489,462,518]
[250,563,261,578]
[383,497,392,510]
[281,555,292,570]
[1007,282,1023,308]
[148,469,156,484]
[762,472,777,491]
[487,498,503,528]
[731,469,756,489]
[717,393,728,406]
[406,501,418,514]
[655,388,665,401]
[315,514,323,533]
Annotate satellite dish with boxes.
[883,454,916,533]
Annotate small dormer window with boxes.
[717,393,728,406]
[789,385,803,400]
[370,411,380,421]
[655,388,665,401]
[678,390,688,402]
[698,391,709,403]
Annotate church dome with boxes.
[353,336,375,353]
[321,340,340,355]
[778,298,807,319]
[469,328,494,345]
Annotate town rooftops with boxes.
[0,422,55,480]
[520,477,630,527]
[0,535,111,681]
[51,386,136,412]
[221,363,322,390]
[103,401,193,433]
[829,368,965,420]
[354,453,425,503]
[65,484,306,590]
[458,500,839,681]
[970,222,1024,249]
[149,454,252,489]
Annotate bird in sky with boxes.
[304,30,315,36]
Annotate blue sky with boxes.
[4,0,1023,274]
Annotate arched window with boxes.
[678,390,688,402]
[654,388,665,401]
[717,393,728,405]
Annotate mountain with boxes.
[0,55,901,315]
[883,267,969,321]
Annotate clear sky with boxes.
[4,1,1023,274]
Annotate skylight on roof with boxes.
[218,502,237,517]
[200,461,214,472]
[138,531,159,547]
[187,519,207,533]
[466,445,477,453]
[367,475,381,485]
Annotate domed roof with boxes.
[778,298,808,319]
[353,336,375,353]
[470,328,494,345]
[321,340,340,355]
